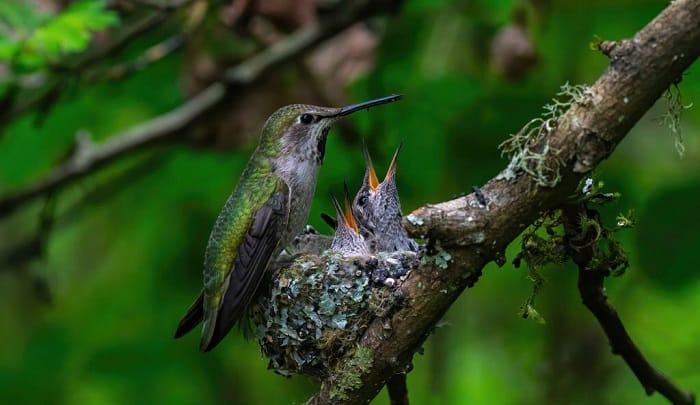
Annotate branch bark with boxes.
[0,0,401,219]
[562,204,695,405]
[309,1,700,403]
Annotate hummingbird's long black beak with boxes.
[335,94,402,117]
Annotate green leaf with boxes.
[3,0,119,71]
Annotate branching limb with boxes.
[0,0,401,219]
[87,34,186,83]
[387,374,409,405]
[0,83,224,218]
[309,1,700,402]
[562,204,695,405]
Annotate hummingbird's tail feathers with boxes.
[200,188,288,352]
[174,291,204,339]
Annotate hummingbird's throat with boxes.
[316,132,329,164]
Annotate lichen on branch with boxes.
[498,82,589,187]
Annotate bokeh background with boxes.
[1,0,699,403]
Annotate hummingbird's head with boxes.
[352,142,404,237]
[260,95,402,165]
[330,183,369,256]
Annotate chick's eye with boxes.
[358,195,368,206]
[300,113,314,124]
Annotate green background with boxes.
[1,0,699,403]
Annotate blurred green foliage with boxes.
[1,0,699,404]
[0,0,118,73]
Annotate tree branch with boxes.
[309,1,700,402]
[0,0,401,219]
[387,374,409,405]
[561,204,695,405]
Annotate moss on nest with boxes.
[329,345,374,400]
[255,251,417,378]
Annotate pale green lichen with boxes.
[521,304,546,325]
[329,345,374,400]
[420,242,452,269]
[656,83,693,158]
[498,82,589,187]
[615,210,635,229]
[406,213,424,226]
[469,231,487,245]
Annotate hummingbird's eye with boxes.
[300,113,314,124]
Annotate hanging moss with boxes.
[655,83,693,158]
[498,82,590,188]
[514,177,633,322]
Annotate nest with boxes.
[255,250,417,378]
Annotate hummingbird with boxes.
[330,183,370,256]
[352,141,418,253]
[174,95,402,352]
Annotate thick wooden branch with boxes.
[562,204,694,405]
[0,0,401,219]
[309,1,700,403]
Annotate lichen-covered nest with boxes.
[255,251,417,378]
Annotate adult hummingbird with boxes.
[352,141,418,253]
[330,183,370,256]
[175,95,402,352]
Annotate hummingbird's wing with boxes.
[174,291,204,339]
[200,179,290,352]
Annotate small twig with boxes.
[87,34,185,82]
[562,205,695,405]
[0,0,398,219]
[387,374,409,405]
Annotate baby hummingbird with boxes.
[353,141,418,253]
[330,183,370,256]
[174,95,401,351]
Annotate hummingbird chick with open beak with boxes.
[330,184,370,256]
[353,141,418,253]
[174,95,401,352]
